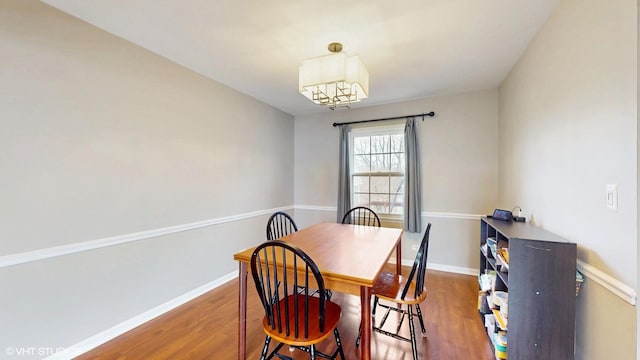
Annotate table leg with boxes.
[238,262,248,360]
[360,286,372,360]
[396,239,402,275]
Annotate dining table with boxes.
[233,222,403,360]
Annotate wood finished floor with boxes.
[76,268,494,360]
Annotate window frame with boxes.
[349,124,405,222]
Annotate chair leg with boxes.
[407,305,418,360]
[334,328,346,360]
[379,305,392,329]
[415,303,427,336]
[372,296,379,315]
[260,336,271,360]
[310,344,316,360]
[395,309,405,334]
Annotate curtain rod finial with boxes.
[421,112,435,121]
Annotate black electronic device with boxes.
[491,209,513,221]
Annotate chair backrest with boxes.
[341,206,381,227]
[401,223,432,300]
[266,211,298,241]
[250,240,329,338]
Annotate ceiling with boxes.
[42,0,559,117]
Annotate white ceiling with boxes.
[42,0,559,117]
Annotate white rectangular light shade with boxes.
[299,53,369,105]
[344,56,369,97]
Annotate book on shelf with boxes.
[497,248,509,265]
[478,271,496,292]
[492,309,508,330]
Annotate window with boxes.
[350,125,404,216]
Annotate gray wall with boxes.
[498,0,637,358]
[294,90,499,272]
[0,1,294,356]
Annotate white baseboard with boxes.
[397,258,478,276]
[427,262,479,276]
[45,272,238,360]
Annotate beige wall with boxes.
[294,90,499,271]
[498,0,637,358]
[0,0,294,355]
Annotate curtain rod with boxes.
[332,112,435,127]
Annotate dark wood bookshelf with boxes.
[479,217,577,360]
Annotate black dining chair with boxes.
[266,211,312,299]
[266,211,298,240]
[341,206,381,227]
[356,223,432,360]
[251,240,346,360]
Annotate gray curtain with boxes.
[404,117,422,232]
[336,125,352,222]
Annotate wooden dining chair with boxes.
[266,211,313,300]
[356,223,432,360]
[266,211,298,240]
[251,240,345,360]
[341,206,381,227]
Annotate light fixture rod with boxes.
[331,112,436,127]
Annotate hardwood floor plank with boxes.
[76,269,494,359]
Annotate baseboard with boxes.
[396,258,478,276]
[427,262,479,276]
[45,271,238,360]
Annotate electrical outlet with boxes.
[606,184,618,210]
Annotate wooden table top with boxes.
[233,222,403,289]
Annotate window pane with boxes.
[390,134,404,152]
[371,154,389,172]
[353,136,370,155]
[370,176,389,194]
[353,154,370,173]
[389,200,403,215]
[371,194,390,214]
[353,176,370,192]
[371,135,389,154]
[353,193,370,208]
[390,176,404,194]
[390,153,404,172]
